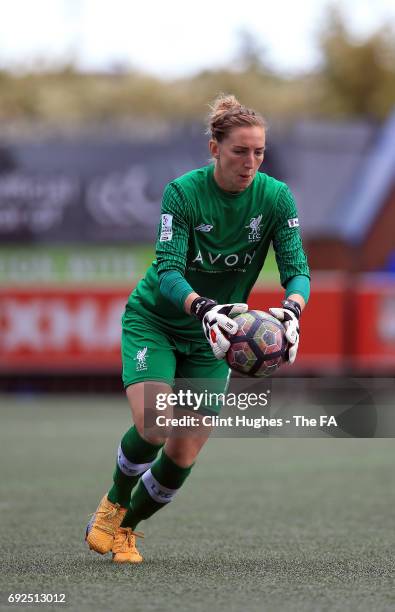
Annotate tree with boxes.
[317,5,395,118]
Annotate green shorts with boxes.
[121,305,230,414]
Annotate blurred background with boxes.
[1,0,395,391]
[2,8,395,609]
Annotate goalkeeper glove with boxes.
[269,299,301,365]
[191,297,248,359]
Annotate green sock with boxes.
[107,426,162,507]
[121,451,193,529]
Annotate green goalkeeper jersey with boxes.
[128,163,309,339]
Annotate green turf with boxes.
[1,396,394,612]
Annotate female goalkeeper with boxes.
[85,94,310,563]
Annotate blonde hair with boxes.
[207,94,266,142]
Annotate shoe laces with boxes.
[101,504,122,520]
[88,503,124,536]
[118,527,144,550]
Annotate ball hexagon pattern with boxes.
[226,310,287,377]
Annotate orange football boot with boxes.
[85,494,127,554]
[112,527,144,563]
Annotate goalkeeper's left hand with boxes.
[190,297,248,359]
[269,299,301,365]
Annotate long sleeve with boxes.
[272,185,310,288]
[155,183,192,275]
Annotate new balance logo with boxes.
[195,223,213,232]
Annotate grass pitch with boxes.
[1,395,394,612]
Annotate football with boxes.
[226,310,287,377]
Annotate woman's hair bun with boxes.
[207,93,265,141]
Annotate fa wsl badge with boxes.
[160,214,173,241]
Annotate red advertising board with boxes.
[0,287,127,372]
[0,274,394,373]
[352,275,395,371]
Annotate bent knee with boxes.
[133,421,167,446]
[165,439,208,467]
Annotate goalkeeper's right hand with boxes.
[190,297,248,359]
